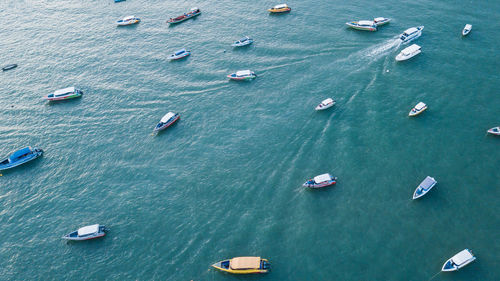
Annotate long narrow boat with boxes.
[442,249,476,272]
[44,87,83,101]
[153,112,180,133]
[227,70,256,80]
[2,64,17,71]
[345,20,377,31]
[62,224,107,241]
[412,176,437,199]
[212,257,270,274]
[303,173,337,188]
[167,8,201,24]
[0,146,43,171]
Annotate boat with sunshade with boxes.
[167,8,201,24]
[168,49,190,60]
[396,44,421,61]
[409,102,427,117]
[487,126,500,135]
[442,249,476,272]
[212,257,270,274]
[303,173,337,188]
[62,224,107,241]
[0,146,43,171]
[232,36,253,47]
[412,176,437,199]
[315,98,335,111]
[117,16,140,26]
[227,70,256,80]
[44,87,83,101]
[399,26,424,43]
[268,4,291,13]
[2,64,17,71]
[462,24,472,36]
[373,17,391,26]
[153,112,180,133]
[345,20,377,31]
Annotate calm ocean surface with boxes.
[0,0,499,280]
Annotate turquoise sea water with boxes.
[1,0,499,280]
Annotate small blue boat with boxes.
[0,146,43,171]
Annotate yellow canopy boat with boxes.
[268,4,291,13]
[211,256,270,274]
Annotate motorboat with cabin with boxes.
[212,257,270,274]
[399,26,424,43]
[462,24,472,36]
[168,49,191,60]
[0,146,43,171]
[117,16,141,26]
[227,70,256,80]
[232,36,253,47]
[442,249,476,272]
[44,87,83,101]
[268,4,291,13]
[345,20,377,31]
[303,173,337,188]
[396,44,421,61]
[315,98,335,111]
[153,112,180,133]
[412,176,437,199]
[409,102,427,117]
[487,126,500,135]
[167,8,201,24]
[62,224,107,241]
[373,17,391,26]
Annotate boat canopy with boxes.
[402,44,421,55]
[161,112,176,123]
[414,102,426,110]
[451,250,473,265]
[314,173,332,183]
[358,20,375,26]
[419,176,436,190]
[78,224,99,236]
[230,257,260,270]
[174,49,186,55]
[274,4,288,9]
[236,70,252,76]
[322,98,334,105]
[53,87,75,96]
[8,147,32,162]
[403,27,418,35]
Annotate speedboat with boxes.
[399,26,424,43]
[442,249,476,272]
[0,146,43,171]
[2,64,17,71]
[268,4,291,13]
[487,126,500,135]
[373,17,391,26]
[396,44,421,61]
[153,112,180,133]
[303,173,337,188]
[345,20,377,31]
[212,257,270,274]
[409,102,427,117]
[167,8,201,24]
[232,36,253,47]
[168,49,190,60]
[462,24,472,36]
[412,176,437,199]
[315,98,335,111]
[44,87,83,101]
[117,16,140,26]
[227,70,256,80]
[62,224,107,241]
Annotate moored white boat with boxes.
[442,249,476,272]
[396,44,421,61]
[412,176,437,199]
[399,26,424,43]
[373,17,391,26]
[315,98,335,111]
[117,16,140,26]
[303,173,337,188]
[232,36,253,47]
[168,48,190,60]
[462,24,472,36]
[62,224,107,241]
[345,20,377,31]
[44,87,83,101]
[487,126,500,135]
[409,102,427,117]
[227,70,256,80]
[154,112,180,133]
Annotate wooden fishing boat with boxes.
[167,8,201,24]
[212,257,270,274]
[268,4,291,13]
[0,146,43,171]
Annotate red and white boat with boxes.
[487,126,500,135]
[303,173,337,188]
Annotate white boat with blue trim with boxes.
[62,224,107,241]
[315,98,335,111]
[117,16,140,26]
[399,26,424,43]
[409,102,427,117]
[168,49,190,60]
[412,176,437,199]
[462,24,472,36]
[487,126,500,135]
[396,44,421,61]
[442,249,476,272]
[303,173,337,188]
[346,20,377,31]
[232,36,253,47]
[153,112,180,133]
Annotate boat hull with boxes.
[315,103,335,111]
[154,115,180,132]
[45,92,83,101]
[268,8,291,13]
[0,148,43,171]
[396,50,421,61]
[211,259,270,274]
[2,64,18,71]
[168,53,190,60]
[117,19,140,26]
[303,178,337,188]
[227,75,256,80]
[167,11,201,24]
[409,107,427,116]
[487,127,500,135]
